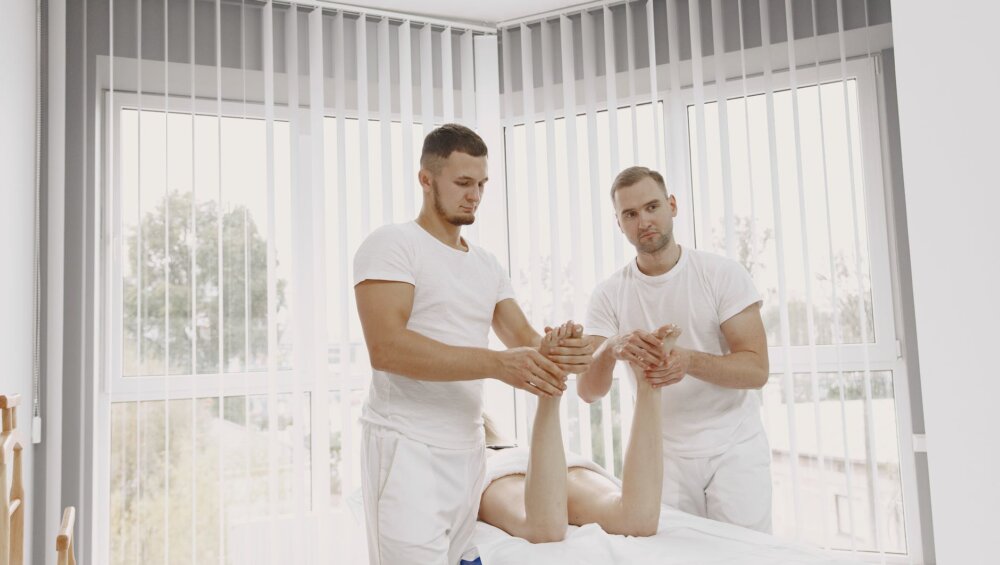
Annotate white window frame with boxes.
[669,56,924,563]
[499,55,924,563]
[94,33,506,560]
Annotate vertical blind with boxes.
[498,0,917,560]
[103,1,487,563]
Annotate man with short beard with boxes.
[571,166,773,532]
[353,124,595,564]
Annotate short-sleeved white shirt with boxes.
[586,247,764,457]
[353,221,516,449]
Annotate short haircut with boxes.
[420,123,488,172]
[609,166,669,203]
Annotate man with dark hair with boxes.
[353,123,594,564]
[573,165,773,532]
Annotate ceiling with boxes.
[332,0,591,26]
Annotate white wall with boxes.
[0,1,38,564]
[890,2,1000,562]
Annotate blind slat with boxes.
[356,15,371,236]
[519,24,543,327]
[263,2,281,560]
[284,7,306,561]
[644,0,662,171]
[333,10,356,501]
[758,0,803,537]
[442,27,455,123]
[400,22,416,218]
[581,11,604,281]
[378,18,394,225]
[559,15,586,323]
[421,24,434,135]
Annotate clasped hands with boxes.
[496,320,595,398]
[610,325,687,388]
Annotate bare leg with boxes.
[616,360,665,534]
[479,323,572,543]
[567,325,679,536]
[521,394,568,542]
[618,325,679,533]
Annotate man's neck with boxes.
[636,241,682,276]
[416,209,466,250]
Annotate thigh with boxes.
[661,453,709,518]
[565,467,623,528]
[448,446,486,565]
[478,474,530,538]
[368,430,451,565]
[705,432,773,533]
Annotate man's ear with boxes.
[669,194,678,217]
[418,169,432,192]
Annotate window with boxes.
[503,62,913,556]
[688,73,907,554]
[108,100,429,564]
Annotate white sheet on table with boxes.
[468,505,863,565]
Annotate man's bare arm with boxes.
[492,299,595,374]
[491,298,544,349]
[575,336,614,403]
[356,280,566,396]
[647,304,768,390]
[572,328,670,402]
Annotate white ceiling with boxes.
[336,0,589,26]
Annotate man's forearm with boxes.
[687,350,768,389]
[369,328,498,382]
[577,338,616,403]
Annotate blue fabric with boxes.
[459,559,482,565]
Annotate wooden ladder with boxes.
[0,394,24,565]
[56,507,75,565]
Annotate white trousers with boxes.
[361,423,485,565]
[661,430,773,533]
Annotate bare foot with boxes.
[655,324,682,357]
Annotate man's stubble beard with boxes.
[432,180,475,226]
[636,230,673,254]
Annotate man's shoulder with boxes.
[358,222,413,249]
[370,221,413,239]
[595,261,633,291]
[686,247,747,275]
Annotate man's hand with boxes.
[608,330,666,370]
[495,347,567,397]
[541,321,595,374]
[645,346,691,388]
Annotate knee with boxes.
[522,521,567,544]
[607,507,659,537]
[623,518,658,538]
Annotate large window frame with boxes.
[677,56,924,562]
[96,84,494,563]
[499,55,924,562]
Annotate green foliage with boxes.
[122,191,286,375]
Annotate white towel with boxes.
[472,506,864,565]
[483,447,620,495]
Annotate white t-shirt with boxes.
[585,246,764,458]
[353,221,516,449]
